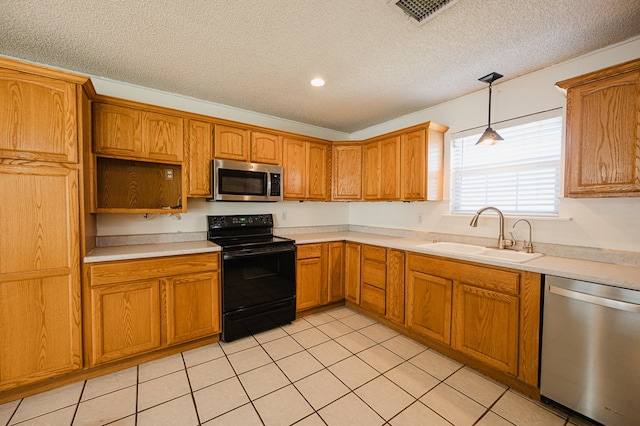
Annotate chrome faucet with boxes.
[511,219,534,253]
[469,206,514,249]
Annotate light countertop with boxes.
[84,240,221,263]
[84,232,640,291]
[287,231,640,291]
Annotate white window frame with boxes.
[450,109,563,216]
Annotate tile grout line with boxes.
[70,379,87,425]
[180,352,202,426]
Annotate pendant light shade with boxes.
[476,72,504,146]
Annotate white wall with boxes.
[348,36,640,252]
[97,199,349,236]
[95,37,640,252]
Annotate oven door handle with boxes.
[223,246,295,260]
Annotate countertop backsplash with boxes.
[94,224,640,268]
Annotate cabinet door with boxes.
[380,136,401,200]
[214,125,249,161]
[296,244,327,310]
[306,142,329,200]
[363,141,380,199]
[344,242,361,304]
[186,120,213,197]
[452,283,519,376]
[328,242,345,302]
[333,145,362,200]
[90,280,161,365]
[406,270,452,345]
[401,129,426,200]
[283,137,306,199]
[93,103,142,158]
[251,131,282,165]
[0,165,81,389]
[0,69,78,163]
[165,272,220,345]
[142,111,184,162]
[565,70,640,196]
[385,249,405,325]
[0,276,82,389]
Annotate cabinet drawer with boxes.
[362,245,386,262]
[362,259,386,289]
[297,244,323,260]
[361,283,385,316]
[88,253,219,286]
[408,253,520,295]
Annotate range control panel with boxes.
[207,214,274,230]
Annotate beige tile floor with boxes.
[0,307,594,426]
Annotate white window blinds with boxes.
[450,114,562,215]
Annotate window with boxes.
[450,112,562,215]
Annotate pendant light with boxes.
[476,72,504,145]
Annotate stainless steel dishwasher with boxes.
[541,275,640,426]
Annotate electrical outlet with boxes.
[165,169,174,180]
[282,211,287,220]
[417,212,424,224]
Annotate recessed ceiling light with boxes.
[310,78,325,87]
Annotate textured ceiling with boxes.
[1,0,640,133]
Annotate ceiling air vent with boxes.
[390,0,459,25]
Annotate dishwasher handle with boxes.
[549,284,640,314]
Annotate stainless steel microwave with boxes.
[209,159,283,202]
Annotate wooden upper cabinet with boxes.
[380,136,401,200]
[283,138,330,200]
[558,58,640,197]
[214,125,249,161]
[363,141,381,199]
[307,142,330,200]
[0,68,78,163]
[333,144,362,200]
[94,103,183,163]
[401,124,446,201]
[141,111,184,162]
[93,103,141,158]
[186,119,213,197]
[251,131,282,165]
[283,137,306,198]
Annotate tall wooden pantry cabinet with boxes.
[0,58,94,391]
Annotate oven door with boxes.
[221,246,296,341]
[222,247,296,312]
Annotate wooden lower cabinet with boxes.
[296,242,346,311]
[406,253,541,389]
[406,270,452,344]
[296,243,328,311]
[165,272,220,345]
[361,245,387,315]
[328,242,345,302]
[91,280,161,364]
[385,249,405,325]
[84,253,220,366]
[452,283,519,375]
[0,276,82,390]
[344,242,362,304]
